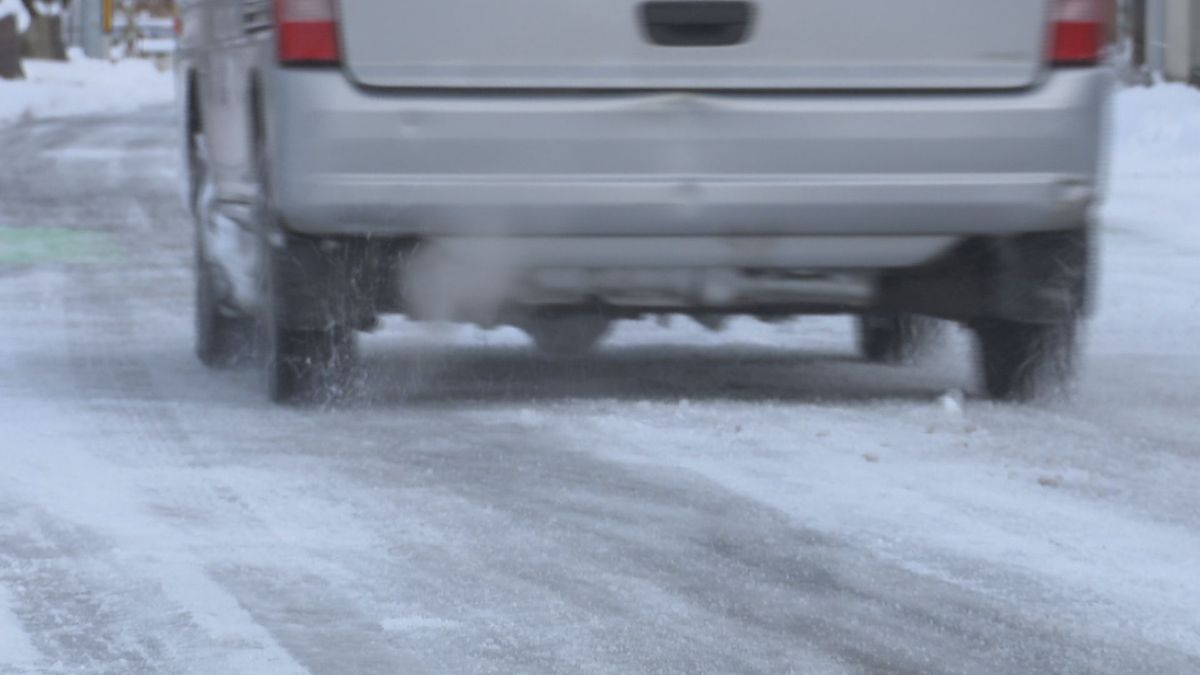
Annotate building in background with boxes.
[65,0,105,58]
[66,0,175,60]
[1126,0,1200,84]
[1161,0,1200,82]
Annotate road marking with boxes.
[0,227,122,264]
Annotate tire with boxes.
[192,131,254,368]
[524,314,611,357]
[973,228,1090,402]
[253,144,357,403]
[260,239,359,404]
[857,313,936,364]
[974,317,1077,402]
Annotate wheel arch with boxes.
[183,68,205,213]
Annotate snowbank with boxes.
[0,53,173,128]
[1109,80,1200,177]
[1095,80,1200,358]
[0,0,32,32]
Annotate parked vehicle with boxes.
[178,0,1112,403]
[111,13,175,60]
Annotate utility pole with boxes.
[1145,0,1167,74]
[65,0,107,58]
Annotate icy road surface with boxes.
[1,96,1199,673]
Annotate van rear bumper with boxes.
[266,68,1110,259]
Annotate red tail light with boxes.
[1050,0,1110,66]
[276,0,340,66]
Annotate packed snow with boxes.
[1111,79,1200,176]
[0,61,1198,672]
[0,52,173,128]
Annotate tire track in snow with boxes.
[0,112,313,673]
[6,93,1200,674]
[0,502,180,674]
[0,266,308,674]
[0,561,40,673]
[6,106,431,673]
[53,256,313,673]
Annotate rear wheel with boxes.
[250,119,358,403]
[857,313,936,364]
[263,318,358,404]
[524,314,611,357]
[260,241,359,404]
[973,228,1090,401]
[974,318,1077,402]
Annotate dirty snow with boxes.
[0,72,1198,672]
[0,52,173,128]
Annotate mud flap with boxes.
[270,234,380,331]
[984,228,1091,324]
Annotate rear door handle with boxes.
[639,1,755,47]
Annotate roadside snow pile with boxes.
[0,53,173,128]
[1109,80,1200,176]
[1096,81,1200,358]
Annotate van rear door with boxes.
[337,0,1051,91]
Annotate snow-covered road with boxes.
[0,95,1198,673]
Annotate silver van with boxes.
[178,0,1112,403]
